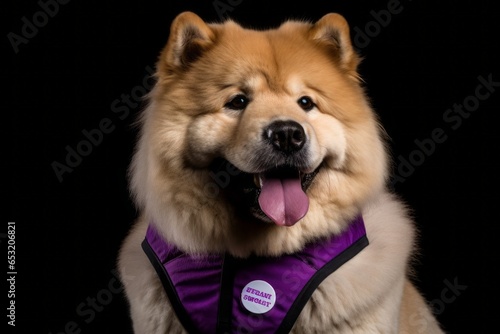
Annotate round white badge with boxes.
[241,280,276,314]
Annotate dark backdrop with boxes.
[3,0,499,333]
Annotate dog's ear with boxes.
[159,12,215,74]
[310,13,360,78]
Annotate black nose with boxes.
[264,120,306,154]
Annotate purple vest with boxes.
[142,216,368,334]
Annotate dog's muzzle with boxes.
[209,119,321,226]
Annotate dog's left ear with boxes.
[310,13,360,77]
[159,11,215,74]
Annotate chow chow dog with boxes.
[118,11,444,333]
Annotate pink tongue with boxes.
[258,174,309,226]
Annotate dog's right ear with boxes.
[310,13,360,79]
[159,12,215,74]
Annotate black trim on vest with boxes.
[275,235,369,333]
[141,239,202,334]
[216,254,237,334]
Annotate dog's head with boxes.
[131,12,388,256]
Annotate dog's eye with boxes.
[297,96,315,111]
[225,94,249,110]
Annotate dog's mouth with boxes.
[209,159,320,226]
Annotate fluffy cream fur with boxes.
[118,12,443,333]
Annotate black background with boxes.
[3,0,500,333]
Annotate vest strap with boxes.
[276,234,368,333]
[142,239,201,334]
[216,254,237,334]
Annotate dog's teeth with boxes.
[253,174,259,188]
[253,174,263,188]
